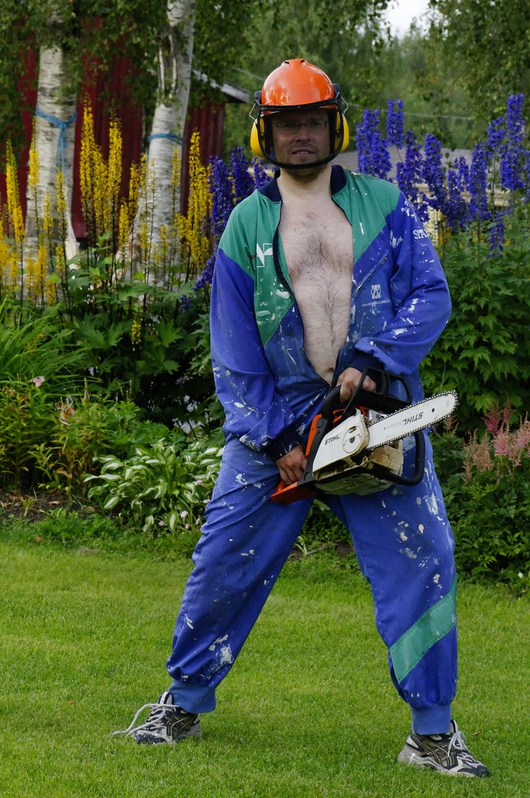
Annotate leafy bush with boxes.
[431,412,530,591]
[0,300,91,398]
[422,211,530,431]
[85,431,224,540]
[0,380,167,491]
[0,378,54,488]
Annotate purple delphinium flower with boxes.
[194,251,216,291]
[180,294,192,313]
[209,156,234,241]
[371,131,392,179]
[446,163,468,232]
[396,130,428,221]
[422,133,448,215]
[231,146,255,203]
[488,210,506,257]
[356,109,381,175]
[252,157,270,190]
[500,94,525,191]
[486,116,505,158]
[468,142,489,222]
[386,99,404,149]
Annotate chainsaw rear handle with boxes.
[377,430,426,487]
[321,368,412,423]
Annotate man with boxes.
[117,59,489,778]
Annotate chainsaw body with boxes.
[271,369,430,505]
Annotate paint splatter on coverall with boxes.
[167,165,457,735]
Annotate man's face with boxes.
[269,108,330,170]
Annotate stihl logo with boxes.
[324,434,341,445]
[403,411,423,425]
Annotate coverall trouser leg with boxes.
[167,435,457,731]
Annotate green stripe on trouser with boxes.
[390,578,457,684]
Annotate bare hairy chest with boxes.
[278,200,354,381]
[279,203,353,286]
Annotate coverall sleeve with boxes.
[352,192,451,376]
[210,246,302,460]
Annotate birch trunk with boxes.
[26,44,78,259]
[144,0,196,244]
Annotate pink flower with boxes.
[30,376,45,388]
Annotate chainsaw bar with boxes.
[311,390,458,477]
[364,390,458,450]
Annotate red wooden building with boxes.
[1,49,249,238]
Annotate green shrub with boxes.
[0,378,54,488]
[0,300,92,398]
[422,212,530,431]
[85,430,224,538]
[431,413,530,590]
[0,378,168,491]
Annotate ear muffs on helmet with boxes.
[250,112,349,158]
[250,119,265,158]
[249,59,349,169]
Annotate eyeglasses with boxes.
[271,118,328,132]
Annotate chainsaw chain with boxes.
[364,390,459,450]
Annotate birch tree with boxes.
[27,37,78,258]
[143,0,196,244]
[14,1,80,261]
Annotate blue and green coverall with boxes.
[166,165,457,735]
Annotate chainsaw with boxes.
[271,368,458,505]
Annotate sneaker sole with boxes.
[397,748,483,777]
[133,724,203,745]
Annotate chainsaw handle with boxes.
[370,430,426,487]
[321,368,412,423]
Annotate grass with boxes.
[0,526,529,798]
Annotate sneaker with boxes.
[397,720,490,777]
[113,691,202,745]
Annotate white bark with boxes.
[26,44,78,259]
[145,0,196,243]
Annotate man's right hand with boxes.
[276,444,307,486]
[337,367,377,402]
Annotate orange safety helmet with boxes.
[250,59,349,169]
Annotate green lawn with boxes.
[1,535,528,797]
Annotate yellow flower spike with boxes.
[0,219,13,288]
[80,101,96,231]
[28,125,40,191]
[36,244,47,302]
[5,142,25,245]
[139,220,149,265]
[55,244,66,280]
[130,317,142,349]
[43,193,54,246]
[28,130,41,237]
[118,204,130,257]
[107,116,123,233]
[170,146,182,211]
[45,274,57,306]
[8,251,18,287]
[55,168,68,244]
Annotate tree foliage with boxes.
[426,0,530,126]
[0,0,263,162]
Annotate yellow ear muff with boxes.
[250,121,265,157]
[341,116,350,151]
[334,112,349,152]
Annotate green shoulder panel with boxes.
[334,171,401,261]
[219,190,294,347]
